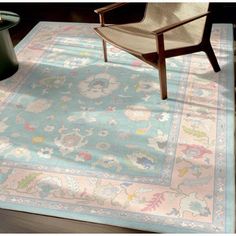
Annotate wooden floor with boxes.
[0,208,147,233]
[0,3,235,233]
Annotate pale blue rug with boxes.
[0,22,234,233]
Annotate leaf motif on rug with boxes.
[141,192,165,212]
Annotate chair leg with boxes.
[158,57,168,100]
[156,34,167,100]
[204,43,221,72]
[102,40,108,62]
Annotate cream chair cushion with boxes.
[96,3,209,55]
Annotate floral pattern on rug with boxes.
[0,22,234,233]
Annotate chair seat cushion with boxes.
[95,22,203,55]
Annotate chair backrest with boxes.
[143,3,209,44]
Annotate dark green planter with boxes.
[0,11,20,80]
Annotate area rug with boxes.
[0,22,234,233]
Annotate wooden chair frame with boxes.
[94,3,220,100]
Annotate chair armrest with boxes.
[94,3,128,14]
[152,12,210,35]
